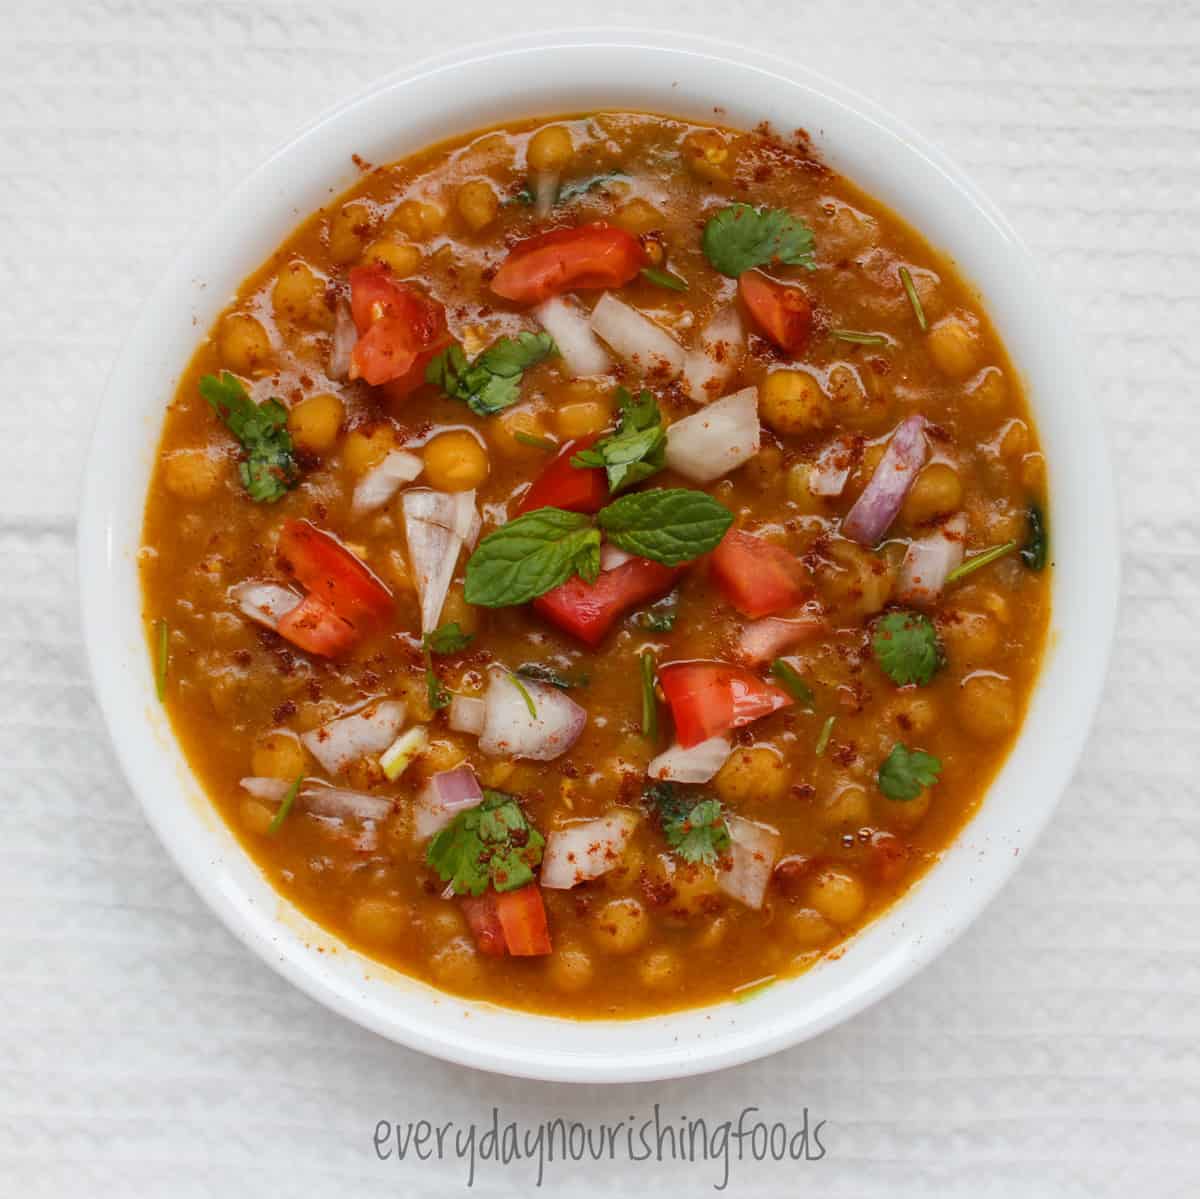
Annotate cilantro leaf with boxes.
[872,611,942,686]
[426,667,451,711]
[701,204,817,277]
[597,488,734,566]
[646,783,730,866]
[1021,503,1048,571]
[422,622,473,655]
[426,332,557,417]
[199,372,299,502]
[426,789,545,895]
[571,388,666,494]
[464,507,601,607]
[517,663,588,690]
[878,743,942,801]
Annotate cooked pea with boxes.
[288,392,344,455]
[422,430,489,491]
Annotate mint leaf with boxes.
[597,488,733,566]
[464,507,601,607]
[701,204,817,277]
[426,331,556,417]
[422,622,473,655]
[872,611,942,686]
[426,790,544,895]
[571,388,666,494]
[199,372,299,502]
[878,743,942,801]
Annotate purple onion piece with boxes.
[841,415,928,546]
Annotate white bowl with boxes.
[78,30,1118,1082]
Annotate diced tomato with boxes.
[738,270,813,353]
[495,885,552,956]
[347,264,451,390]
[277,519,393,628]
[461,893,507,957]
[516,434,608,515]
[533,557,681,647]
[491,222,646,304]
[711,529,809,618]
[275,593,358,658]
[658,660,794,748]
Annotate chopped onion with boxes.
[599,542,635,572]
[841,415,928,545]
[737,613,826,666]
[300,699,406,775]
[897,512,967,606]
[682,307,745,404]
[534,295,613,377]
[664,386,760,484]
[299,782,395,822]
[448,694,486,736]
[479,665,587,761]
[541,810,640,889]
[380,725,429,781]
[239,776,290,802]
[719,815,783,910]
[329,300,357,380]
[646,736,732,784]
[414,765,484,840]
[590,292,685,378]
[532,170,559,219]
[351,450,423,517]
[809,435,857,497]
[401,489,479,632]
[230,581,301,631]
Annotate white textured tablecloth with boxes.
[3,2,1198,1194]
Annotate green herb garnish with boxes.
[640,651,658,740]
[640,266,688,292]
[701,204,816,277]
[878,743,942,801]
[426,789,545,895]
[199,372,299,502]
[426,331,557,417]
[154,618,169,701]
[268,773,304,835]
[830,329,888,346]
[517,663,588,690]
[899,266,928,332]
[646,783,730,866]
[945,541,1017,585]
[1021,504,1048,571]
[555,171,627,205]
[426,667,451,712]
[769,659,814,707]
[514,431,558,452]
[510,672,538,718]
[637,595,678,632]
[872,611,942,686]
[422,622,473,655]
[597,488,734,566]
[571,388,665,495]
[815,715,835,756]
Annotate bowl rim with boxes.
[78,27,1119,1083]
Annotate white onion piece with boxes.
[301,700,406,775]
[329,300,357,380]
[479,666,587,761]
[541,810,640,889]
[402,489,479,632]
[448,694,486,736]
[414,765,484,840]
[809,436,857,498]
[239,776,290,802]
[590,292,685,378]
[897,513,968,606]
[842,416,928,545]
[299,782,395,822]
[532,170,559,219]
[646,736,732,784]
[599,542,635,572]
[451,490,481,549]
[230,581,301,631]
[718,815,783,910]
[682,307,745,404]
[535,295,612,377]
[664,386,760,484]
[737,613,826,666]
[351,450,423,517]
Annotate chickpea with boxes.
[218,314,272,373]
[553,395,613,440]
[272,260,330,326]
[890,693,939,737]
[926,314,982,379]
[591,897,650,954]
[425,905,465,944]
[548,945,594,993]
[958,674,1018,740]
[805,867,867,926]
[327,201,373,264]
[527,125,573,172]
[670,862,721,914]
[968,366,1008,417]
[349,899,410,945]
[1021,453,1046,491]
[342,425,397,474]
[163,449,222,501]
[423,430,489,491]
[418,739,467,779]
[786,463,824,515]
[287,392,344,455]
[901,463,964,526]
[940,608,1001,666]
[638,948,682,989]
[251,730,308,780]
[816,783,871,830]
[815,539,894,620]
[491,405,551,458]
[759,369,832,437]
[714,746,790,805]
[430,937,482,989]
[386,199,446,241]
[682,129,736,181]
[825,203,878,255]
[439,583,480,636]
[456,179,500,233]
[998,419,1029,460]
[361,239,422,276]
[876,787,932,831]
[694,913,731,951]
[746,445,784,492]
[613,198,664,234]
[787,907,837,950]
[239,797,275,837]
